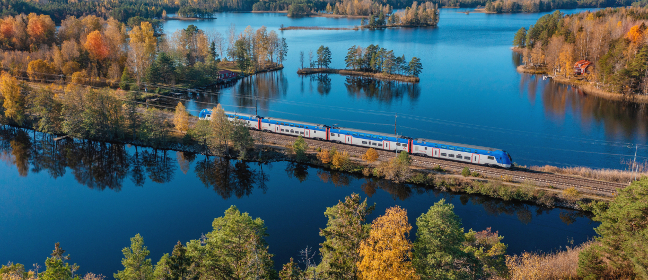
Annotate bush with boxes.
[461,167,470,177]
[562,187,581,202]
[433,165,445,172]
[471,171,480,177]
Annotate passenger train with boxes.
[198,109,513,168]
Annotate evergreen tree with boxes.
[120,68,134,90]
[230,118,254,159]
[318,193,375,279]
[169,241,191,279]
[114,234,154,280]
[513,27,527,48]
[292,135,308,162]
[409,57,423,77]
[578,177,648,279]
[413,199,478,279]
[279,258,303,279]
[206,206,275,279]
[316,45,332,68]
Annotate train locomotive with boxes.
[198,109,513,168]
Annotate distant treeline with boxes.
[438,0,643,12]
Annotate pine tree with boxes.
[513,27,527,48]
[292,136,308,162]
[409,57,423,77]
[114,234,154,280]
[318,193,375,279]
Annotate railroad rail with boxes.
[253,131,626,197]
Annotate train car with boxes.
[198,108,513,169]
[412,138,512,168]
[261,117,328,140]
[198,109,261,130]
[329,127,409,152]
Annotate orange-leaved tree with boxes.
[84,30,109,61]
[361,148,379,163]
[358,206,418,280]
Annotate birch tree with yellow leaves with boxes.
[358,206,418,280]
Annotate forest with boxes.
[439,0,643,12]
[0,13,287,89]
[1,175,648,279]
[514,7,648,96]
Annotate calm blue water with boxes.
[0,128,596,277]
[164,9,648,171]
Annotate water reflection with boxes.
[231,71,289,110]
[519,75,648,139]
[195,157,268,199]
[344,77,421,104]
[0,125,590,227]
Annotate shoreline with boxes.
[297,68,420,83]
[516,64,648,104]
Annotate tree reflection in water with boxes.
[232,71,289,111]
[0,126,592,226]
[344,77,421,104]
[194,157,268,200]
[519,73,648,140]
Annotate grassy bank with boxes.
[297,67,420,83]
[279,26,358,30]
[531,165,648,184]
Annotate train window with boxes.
[441,153,447,156]
[488,156,495,160]
[300,132,304,135]
[379,137,383,140]
[396,143,401,146]
[331,133,335,136]
[449,154,455,158]
[441,145,447,149]
[465,149,471,153]
[281,129,284,132]
[372,143,377,146]
[353,133,358,136]
[372,136,377,139]
[425,147,428,150]
[456,155,462,159]
[362,141,367,144]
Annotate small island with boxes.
[297,45,422,83]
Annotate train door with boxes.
[383,141,390,150]
[471,154,479,164]
[433,148,440,157]
[345,135,352,144]
[275,125,280,133]
[305,129,310,138]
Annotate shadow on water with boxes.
[0,125,590,226]
[344,77,421,104]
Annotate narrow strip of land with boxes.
[298,68,420,83]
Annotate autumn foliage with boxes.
[317,148,332,164]
[362,147,379,162]
[84,31,110,61]
[173,102,189,132]
[358,206,418,280]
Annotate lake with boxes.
[0,126,597,277]
[0,9,627,278]
[164,8,648,171]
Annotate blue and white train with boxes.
[198,109,513,168]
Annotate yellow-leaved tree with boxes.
[0,71,25,125]
[361,148,379,163]
[317,148,332,164]
[173,102,189,132]
[358,206,418,280]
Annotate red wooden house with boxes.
[218,70,237,80]
[574,60,593,75]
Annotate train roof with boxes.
[264,117,326,127]
[333,127,402,139]
[414,138,499,152]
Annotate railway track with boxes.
[254,131,625,197]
